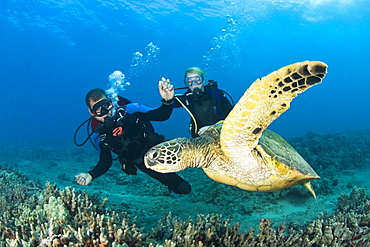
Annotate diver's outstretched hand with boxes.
[158,77,174,101]
[75,173,93,186]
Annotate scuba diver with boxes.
[173,67,234,138]
[74,79,191,197]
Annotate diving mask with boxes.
[91,99,113,117]
[185,75,204,87]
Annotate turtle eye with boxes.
[147,149,161,164]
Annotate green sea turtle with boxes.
[144,61,328,198]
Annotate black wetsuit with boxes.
[88,102,191,194]
[174,84,233,138]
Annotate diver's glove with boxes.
[75,173,93,186]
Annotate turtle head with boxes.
[144,138,190,173]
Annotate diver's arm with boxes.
[131,77,174,121]
[75,148,111,186]
[87,147,113,179]
[133,102,173,121]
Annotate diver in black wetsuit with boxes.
[75,79,191,196]
[173,67,233,138]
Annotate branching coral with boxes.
[0,169,152,246]
[1,164,370,246]
[149,189,370,246]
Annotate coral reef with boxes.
[1,163,370,247]
[151,188,370,246]
[290,130,370,172]
[1,130,370,246]
[0,164,150,246]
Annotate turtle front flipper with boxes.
[220,61,328,157]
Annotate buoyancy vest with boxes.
[187,85,226,125]
[91,96,161,152]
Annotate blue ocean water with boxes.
[0,0,369,148]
